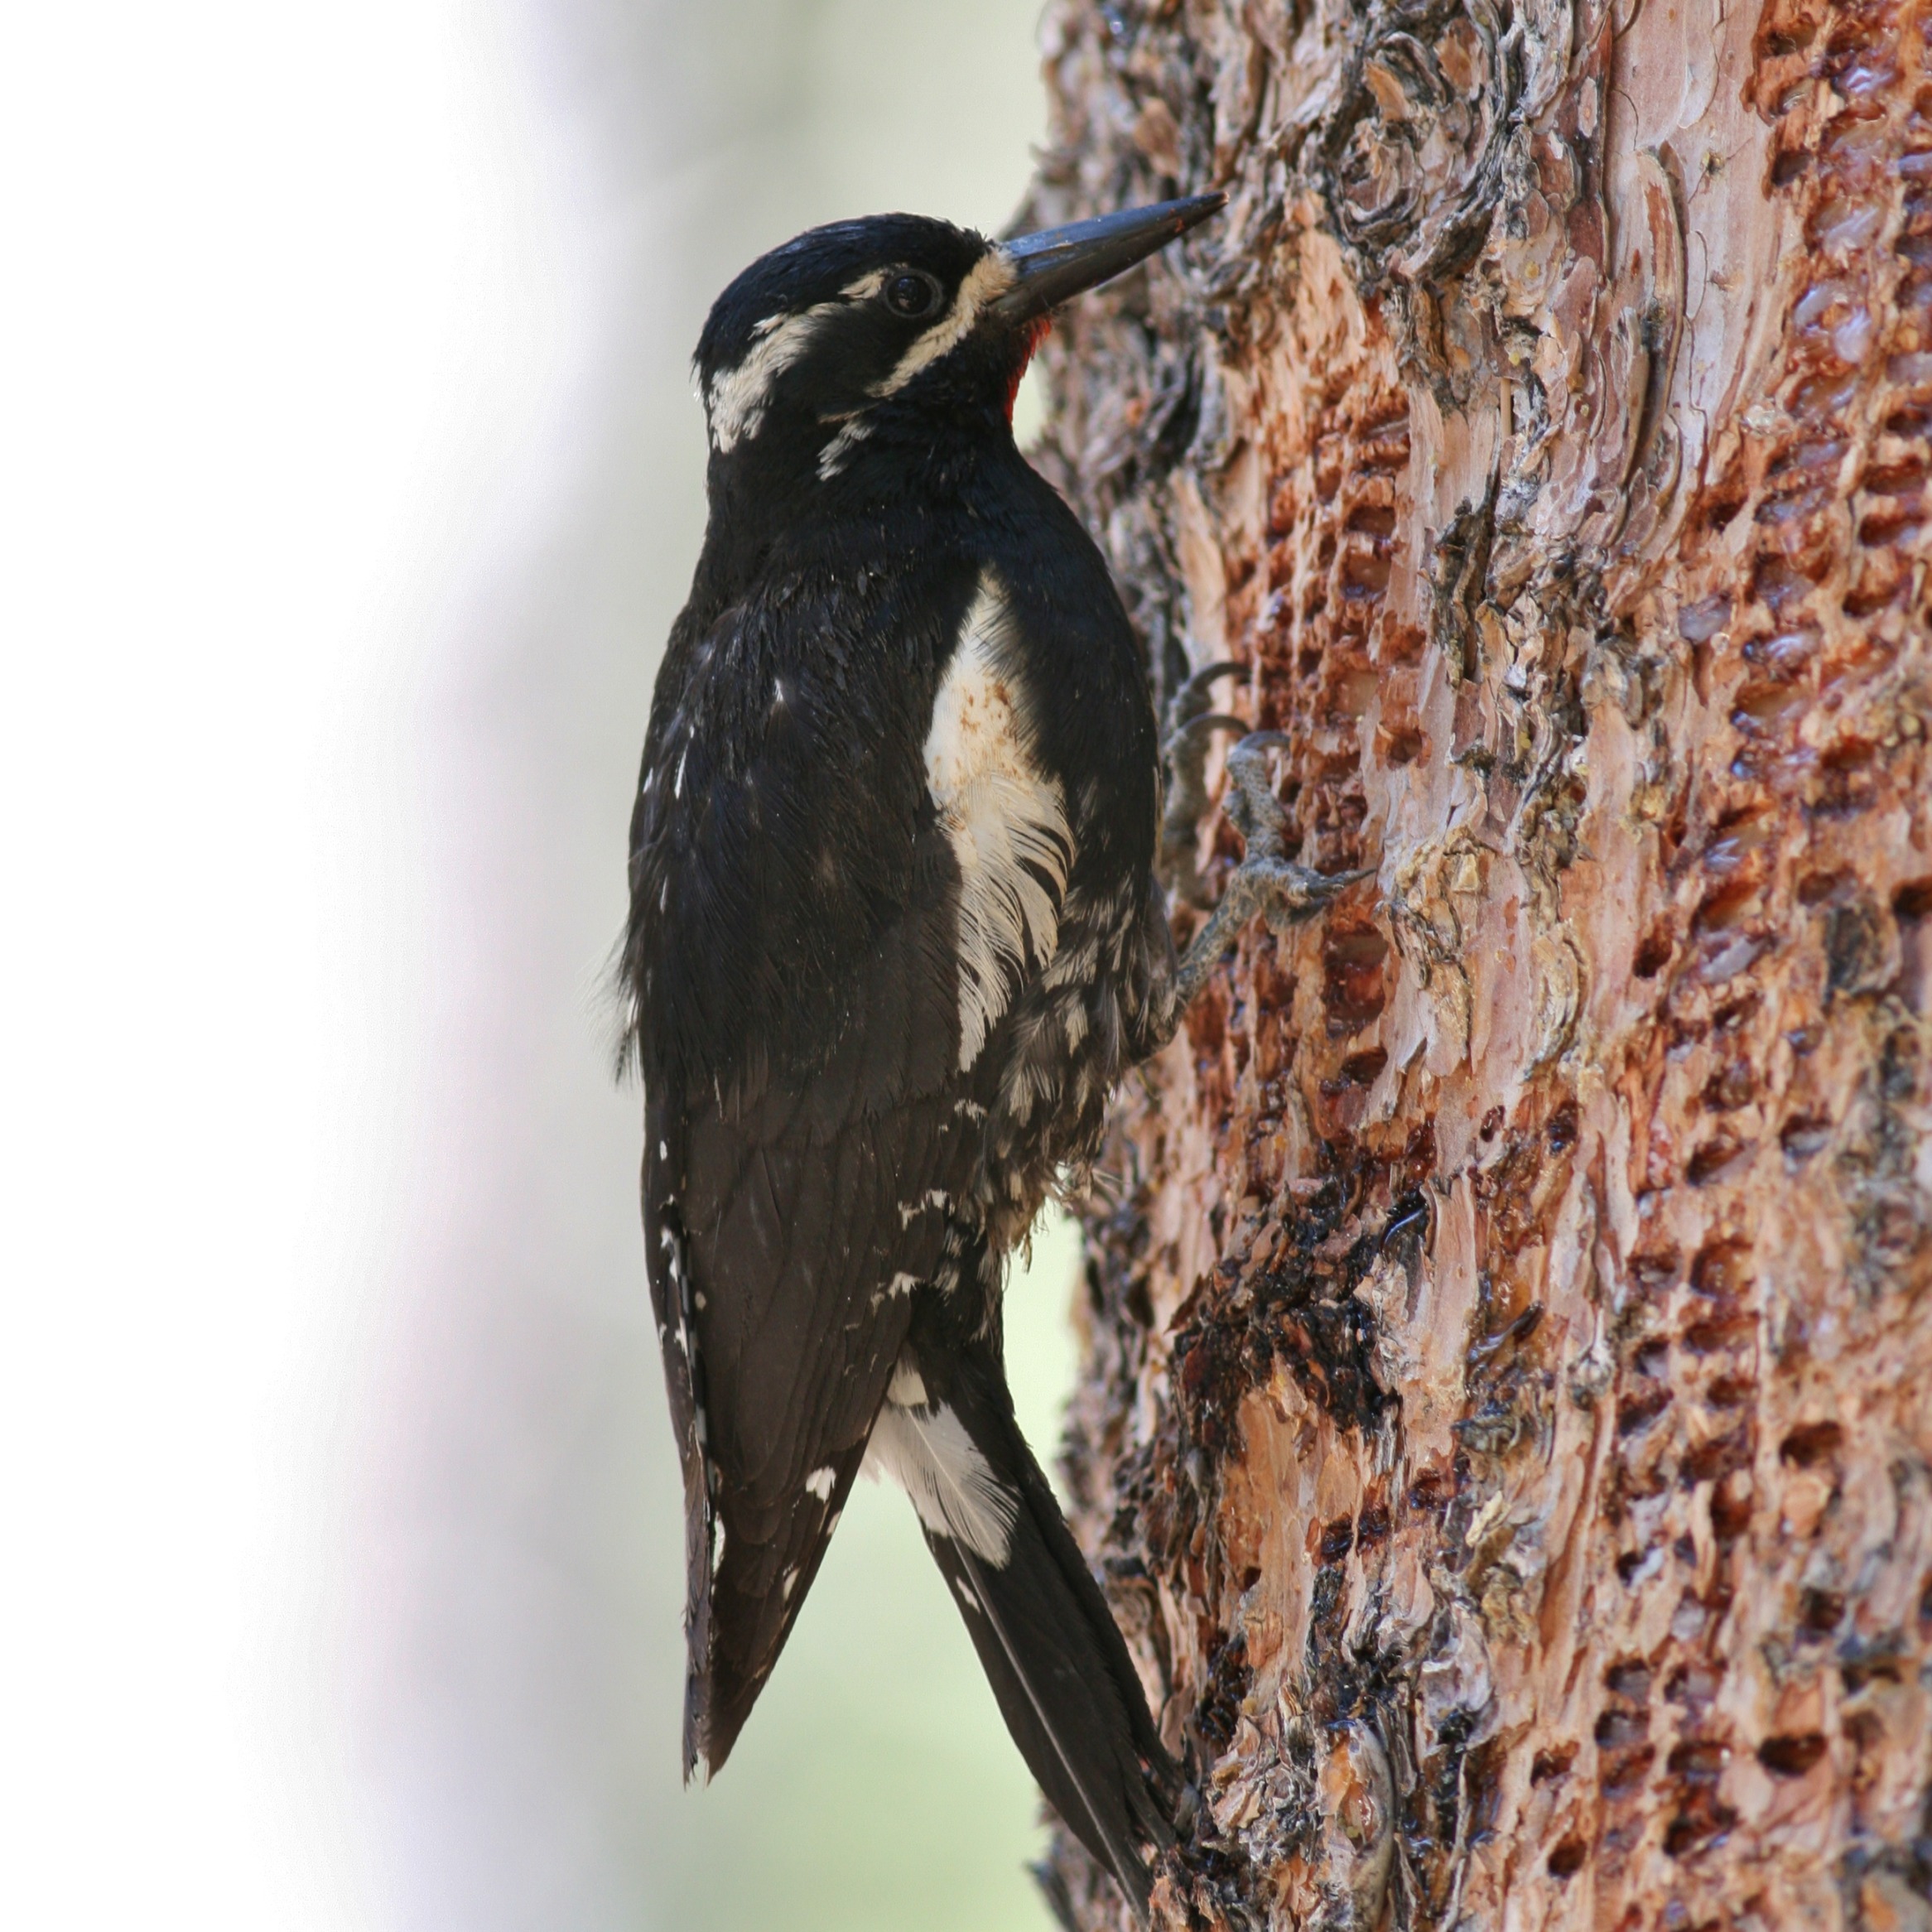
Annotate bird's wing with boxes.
[645,870,976,1780]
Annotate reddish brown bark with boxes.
[1023,0,1932,1925]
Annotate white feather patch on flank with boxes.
[863,1397,1015,1565]
[898,1187,951,1226]
[873,250,1017,399]
[803,1464,836,1502]
[925,569,1072,1070]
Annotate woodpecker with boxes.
[621,194,1361,1916]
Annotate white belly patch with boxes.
[924,571,1072,1071]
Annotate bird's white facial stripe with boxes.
[863,1398,1014,1565]
[925,570,1071,1071]
[817,415,872,479]
[818,252,1018,476]
[724,253,1011,470]
[707,302,839,451]
[873,249,1017,400]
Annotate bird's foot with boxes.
[1167,733,1373,1014]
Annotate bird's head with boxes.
[693,194,1223,493]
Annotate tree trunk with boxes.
[1020,0,1932,1925]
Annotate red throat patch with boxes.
[1004,318,1052,425]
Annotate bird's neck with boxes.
[692,410,1016,607]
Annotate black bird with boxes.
[620,194,1361,1915]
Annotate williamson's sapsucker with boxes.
[620,194,1363,1917]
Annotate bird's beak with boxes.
[988,193,1226,325]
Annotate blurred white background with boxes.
[2,3,1079,1926]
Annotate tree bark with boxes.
[1021,0,1932,1925]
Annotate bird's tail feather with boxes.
[899,1345,1177,1920]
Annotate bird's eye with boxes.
[884,271,942,319]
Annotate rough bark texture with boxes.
[1020,0,1932,1926]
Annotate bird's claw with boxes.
[1237,853,1378,944]
[1168,660,1246,733]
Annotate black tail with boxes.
[874,1331,1178,1920]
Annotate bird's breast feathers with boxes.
[923,570,1074,1072]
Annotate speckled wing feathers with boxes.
[647,857,980,1778]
